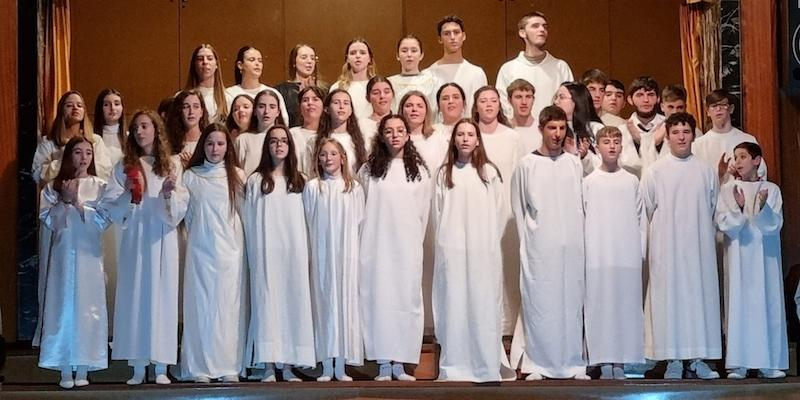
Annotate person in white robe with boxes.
[242,126,315,382]
[302,90,367,178]
[506,79,541,155]
[329,39,377,119]
[640,112,721,380]
[583,126,646,379]
[303,137,366,381]
[496,12,573,121]
[179,124,247,383]
[715,142,787,379]
[183,44,232,123]
[615,77,666,177]
[359,115,431,381]
[358,76,395,153]
[510,106,588,380]
[235,90,286,176]
[389,36,440,116]
[225,46,289,124]
[432,118,516,382]
[433,83,468,138]
[289,86,325,171]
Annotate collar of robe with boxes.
[193,159,228,177]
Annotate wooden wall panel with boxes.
[1,0,18,340]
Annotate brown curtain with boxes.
[680,0,719,132]
[38,0,71,136]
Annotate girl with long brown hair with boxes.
[225,45,289,124]
[275,43,328,128]
[185,44,230,122]
[303,89,367,177]
[329,38,377,119]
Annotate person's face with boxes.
[596,134,622,164]
[439,86,465,121]
[319,142,344,176]
[661,99,686,118]
[232,97,254,131]
[439,22,466,53]
[300,90,323,121]
[267,128,290,164]
[294,45,316,78]
[63,93,85,124]
[453,122,479,160]
[586,82,605,112]
[397,38,423,71]
[519,16,548,48]
[102,93,123,125]
[194,48,217,82]
[132,114,155,150]
[510,89,534,118]
[71,141,93,175]
[476,90,500,123]
[256,95,280,130]
[368,82,394,114]
[540,120,567,153]
[733,148,760,179]
[666,122,694,158]
[602,84,624,115]
[329,92,353,125]
[239,48,263,79]
[181,94,202,128]
[707,98,733,125]
[628,88,659,114]
[204,130,227,163]
[347,42,371,74]
[402,95,427,128]
[382,117,409,154]
[554,86,575,118]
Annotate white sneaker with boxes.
[758,368,786,379]
[664,360,683,380]
[574,373,591,380]
[613,366,626,380]
[689,359,719,380]
[222,375,239,383]
[74,379,89,387]
[194,376,211,383]
[155,374,171,384]
[525,372,543,381]
[59,378,75,389]
[727,368,747,379]
[316,375,332,382]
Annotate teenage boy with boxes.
[602,79,626,120]
[617,76,665,177]
[507,79,541,154]
[660,84,703,138]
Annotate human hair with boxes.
[167,89,210,154]
[366,75,395,101]
[296,85,326,127]
[441,118,501,189]
[157,97,173,118]
[47,90,94,147]
[580,69,609,87]
[437,14,465,35]
[661,84,687,103]
[560,82,602,142]
[506,79,536,97]
[234,45,260,85]
[705,88,737,106]
[337,38,377,91]
[396,34,424,53]
[399,90,434,137]
[471,86,509,126]
[628,76,660,97]
[225,94,258,134]
[517,11,547,30]
[287,43,320,82]
[93,88,126,145]
[314,137,357,192]
[539,105,568,127]
[734,141,763,159]
[595,125,623,141]
[124,110,174,178]
[436,82,466,104]
[608,79,625,92]
[366,114,428,182]
[253,125,305,194]
[254,90,287,128]
[314,89,368,170]
[53,136,96,194]
[186,123,243,215]
[185,44,228,120]
[664,112,697,135]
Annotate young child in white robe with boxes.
[235,90,286,176]
[583,126,645,379]
[716,142,787,379]
[38,136,110,389]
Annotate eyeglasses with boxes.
[709,102,730,110]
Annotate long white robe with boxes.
[388,71,441,116]
[99,124,125,333]
[425,59,487,114]
[37,176,110,371]
[432,164,516,382]
[243,174,316,367]
[495,51,574,121]
[357,117,379,153]
[330,80,372,120]
[101,125,125,166]
[225,84,290,125]
[100,156,188,365]
[583,168,646,365]
[411,133,449,173]
[641,153,721,360]
[513,123,541,157]
[510,151,586,378]
[234,130,267,177]
[303,176,365,365]
[302,132,361,178]
[290,126,315,167]
[693,127,767,183]
[196,86,232,123]
[359,160,431,363]
[179,161,247,379]
[716,180,787,370]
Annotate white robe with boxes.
[583,168,646,365]
[432,164,516,382]
[693,127,767,183]
[99,124,125,332]
[388,71,441,116]
[600,112,626,127]
[616,113,666,178]
[101,125,125,166]
[302,132,361,178]
[411,133,449,172]
[225,84,290,125]
[510,151,586,378]
[179,161,247,379]
[303,176,365,365]
[37,176,110,371]
[716,180,787,370]
[357,117,379,153]
[495,51,574,121]
[330,80,372,120]
[100,156,188,365]
[359,160,431,363]
[243,174,316,367]
[641,153,721,360]
[425,59,487,114]
[234,130,267,177]
[513,123,541,157]
[197,85,232,123]
[289,126,316,167]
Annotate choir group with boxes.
[31,11,788,389]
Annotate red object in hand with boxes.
[124,166,144,204]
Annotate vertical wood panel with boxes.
[777,0,798,268]
[1,0,18,340]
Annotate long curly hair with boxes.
[167,89,209,154]
[124,110,174,179]
[365,114,428,182]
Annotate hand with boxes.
[653,124,667,146]
[578,138,590,159]
[62,179,80,204]
[718,154,729,181]
[179,151,193,167]
[160,175,177,198]
[626,119,641,144]
[563,136,577,155]
[733,185,745,210]
[757,188,768,211]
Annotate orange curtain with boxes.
[680,0,719,132]
[38,0,71,136]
